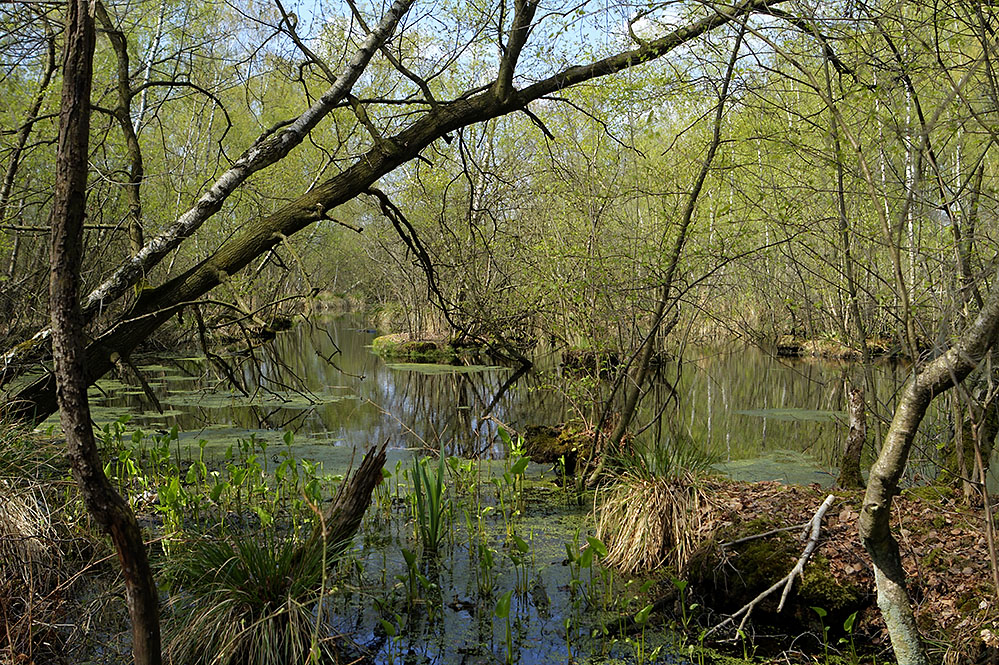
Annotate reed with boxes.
[412,454,449,554]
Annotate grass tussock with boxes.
[595,437,720,574]
[595,472,718,574]
[0,479,66,663]
[0,426,94,665]
[165,532,336,665]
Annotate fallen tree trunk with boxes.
[1,0,785,425]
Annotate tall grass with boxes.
[595,433,720,574]
[412,454,448,554]
[164,532,332,665]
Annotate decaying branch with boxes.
[707,494,836,638]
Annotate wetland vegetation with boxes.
[4,0,999,663]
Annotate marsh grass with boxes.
[412,454,449,554]
[0,426,103,664]
[595,437,720,574]
[0,478,66,663]
[164,531,333,665]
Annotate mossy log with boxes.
[685,515,870,635]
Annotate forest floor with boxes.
[689,479,997,664]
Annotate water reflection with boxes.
[93,316,942,472]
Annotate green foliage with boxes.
[163,532,332,665]
[411,454,449,554]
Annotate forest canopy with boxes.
[3,0,999,663]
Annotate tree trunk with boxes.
[837,384,866,489]
[48,1,161,663]
[859,266,999,665]
[2,0,786,426]
[588,18,746,486]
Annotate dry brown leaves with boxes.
[700,479,999,658]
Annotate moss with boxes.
[902,484,956,503]
[686,530,797,615]
[774,335,896,359]
[371,333,459,362]
[958,592,980,616]
[562,348,620,376]
[798,556,865,613]
[735,535,797,595]
[523,423,593,476]
[921,547,948,572]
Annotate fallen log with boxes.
[707,493,836,638]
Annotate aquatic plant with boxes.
[165,443,388,664]
[840,610,860,664]
[476,539,497,598]
[412,453,449,554]
[494,590,514,664]
[630,602,660,664]
[446,455,478,497]
[813,606,830,664]
[492,429,530,538]
[507,532,531,595]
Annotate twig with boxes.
[719,521,809,548]
[707,494,836,638]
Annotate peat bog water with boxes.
[49,316,953,664]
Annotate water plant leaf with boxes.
[585,536,607,558]
[380,619,396,637]
[162,389,356,409]
[384,363,508,374]
[634,603,654,627]
[509,457,529,476]
[844,610,858,632]
[494,590,513,619]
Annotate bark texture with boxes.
[837,384,866,489]
[48,1,161,662]
[859,267,999,665]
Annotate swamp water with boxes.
[46,317,950,663]
[68,315,930,482]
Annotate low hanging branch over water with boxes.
[2,0,787,425]
[0,0,416,388]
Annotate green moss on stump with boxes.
[686,525,869,632]
[371,333,459,363]
[798,556,865,613]
[523,424,594,476]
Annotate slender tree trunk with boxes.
[837,384,866,489]
[94,0,145,253]
[48,1,161,663]
[859,266,999,665]
[588,20,746,486]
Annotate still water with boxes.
[76,315,942,483]
[72,316,954,664]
